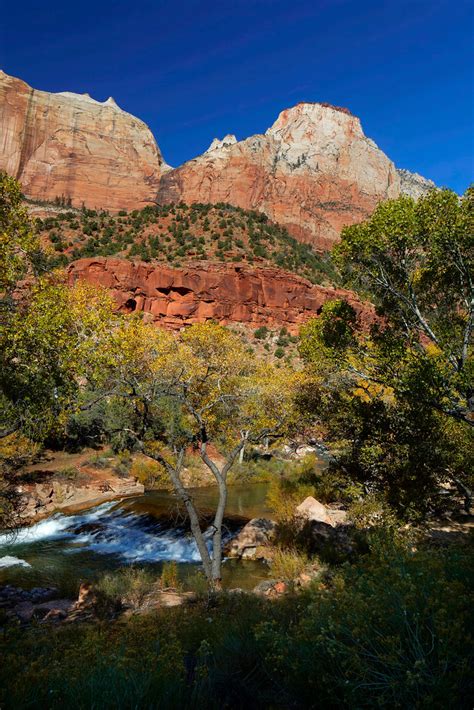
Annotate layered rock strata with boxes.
[157,102,402,250]
[67,257,374,332]
[0,70,165,211]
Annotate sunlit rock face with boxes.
[397,168,436,199]
[157,102,402,250]
[0,71,165,211]
[68,257,375,332]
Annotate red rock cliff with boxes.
[0,71,166,211]
[67,257,374,331]
[156,102,401,251]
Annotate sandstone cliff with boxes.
[156,102,402,250]
[68,257,374,331]
[1,72,435,246]
[397,168,436,199]
[0,71,165,211]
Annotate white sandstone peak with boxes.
[397,168,436,199]
[56,90,123,112]
[266,102,359,139]
[206,134,238,153]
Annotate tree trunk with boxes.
[211,476,227,585]
[146,450,213,584]
[199,438,245,589]
[452,475,472,513]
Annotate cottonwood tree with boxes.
[89,319,299,589]
[0,276,115,529]
[298,188,473,515]
[334,188,473,427]
[0,173,115,527]
[0,171,44,302]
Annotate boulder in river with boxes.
[225,518,277,559]
[295,496,347,527]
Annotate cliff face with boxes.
[1,72,435,246]
[157,102,401,250]
[68,257,374,332]
[397,168,436,199]
[0,71,165,211]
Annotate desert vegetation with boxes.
[33,200,339,285]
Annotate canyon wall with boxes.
[0,71,166,211]
[68,257,374,332]
[156,103,403,250]
[1,72,435,248]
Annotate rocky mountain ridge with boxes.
[396,168,436,199]
[0,71,166,211]
[157,102,433,249]
[1,71,436,250]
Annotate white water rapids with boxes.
[0,501,204,567]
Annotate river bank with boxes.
[16,448,145,524]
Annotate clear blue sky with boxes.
[2,0,473,192]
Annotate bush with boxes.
[269,547,309,581]
[55,465,81,480]
[113,450,132,478]
[130,456,169,488]
[266,477,313,524]
[253,326,268,340]
[227,456,287,483]
[97,566,157,609]
[265,454,325,523]
[257,542,474,708]
[0,543,471,709]
[160,561,181,590]
[183,570,209,596]
[87,452,111,469]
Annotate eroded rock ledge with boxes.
[68,257,374,331]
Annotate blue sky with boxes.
[2,0,473,192]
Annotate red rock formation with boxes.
[0,71,166,211]
[67,257,374,332]
[157,102,402,250]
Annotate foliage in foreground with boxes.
[298,188,473,516]
[1,540,472,709]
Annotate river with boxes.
[0,483,272,594]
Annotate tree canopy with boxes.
[81,317,301,585]
[299,188,473,516]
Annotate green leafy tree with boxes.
[334,188,473,427]
[0,171,44,299]
[299,188,473,515]
[86,319,300,588]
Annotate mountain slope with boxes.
[35,201,339,286]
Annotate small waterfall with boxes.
[0,501,203,564]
